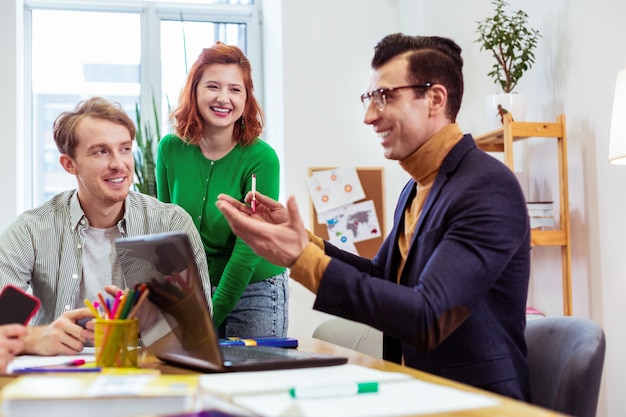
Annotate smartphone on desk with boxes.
[0,285,41,325]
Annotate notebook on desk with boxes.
[114,231,347,372]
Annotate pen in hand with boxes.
[251,173,257,214]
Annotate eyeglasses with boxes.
[360,83,433,111]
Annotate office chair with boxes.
[312,317,383,358]
[525,316,606,417]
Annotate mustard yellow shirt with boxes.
[396,124,463,278]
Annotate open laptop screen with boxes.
[115,231,348,372]
[115,231,224,371]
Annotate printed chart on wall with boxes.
[307,167,385,258]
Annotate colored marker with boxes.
[13,367,101,374]
[97,293,111,319]
[109,290,123,319]
[251,173,257,214]
[288,382,378,399]
[59,359,87,367]
[127,288,150,319]
[119,289,135,319]
[84,298,99,318]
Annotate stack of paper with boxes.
[199,364,499,417]
[1,374,200,417]
[527,201,555,230]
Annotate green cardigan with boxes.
[156,134,286,327]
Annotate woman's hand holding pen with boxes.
[216,192,308,267]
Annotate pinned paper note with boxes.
[306,167,365,214]
[320,200,381,246]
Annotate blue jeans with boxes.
[216,271,289,338]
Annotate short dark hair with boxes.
[372,33,464,121]
[53,96,136,158]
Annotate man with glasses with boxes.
[216,34,531,400]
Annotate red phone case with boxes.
[0,285,41,325]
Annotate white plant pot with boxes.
[484,93,527,131]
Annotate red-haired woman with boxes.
[157,42,287,338]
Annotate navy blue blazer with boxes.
[314,134,531,400]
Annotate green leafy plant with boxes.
[475,0,541,93]
[133,94,161,197]
[133,13,187,198]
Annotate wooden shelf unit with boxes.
[474,114,572,316]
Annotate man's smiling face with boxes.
[60,116,134,209]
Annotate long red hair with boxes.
[170,42,263,146]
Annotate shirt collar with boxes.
[69,190,128,234]
[399,123,464,185]
[69,191,87,231]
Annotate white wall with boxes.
[0,0,24,230]
[2,0,625,415]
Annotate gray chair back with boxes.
[525,316,605,417]
[312,317,383,358]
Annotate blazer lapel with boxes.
[414,134,476,240]
[385,180,416,282]
[385,134,477,283]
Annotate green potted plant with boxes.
[133,95,161,198]
[133,13,184,198]
[475,0,541,128]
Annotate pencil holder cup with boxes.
[94,318,139,368]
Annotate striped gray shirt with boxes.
[0,189,212,324]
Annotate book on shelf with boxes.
[526,201,555,224]
[527,208,554,217]
[529,216,555,230]
[526,201,553,211]
[198,364,499,417]
[1,374,200,417]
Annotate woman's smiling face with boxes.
[196,63,247,132]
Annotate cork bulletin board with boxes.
[308,167,385,259]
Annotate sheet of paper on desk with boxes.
[236,380,498,417]
[7,353,96,373]
[199,364,409,400]
[199,364,499,417]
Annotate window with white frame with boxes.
[25,0,261,207]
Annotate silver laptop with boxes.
[114,231,347,372]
